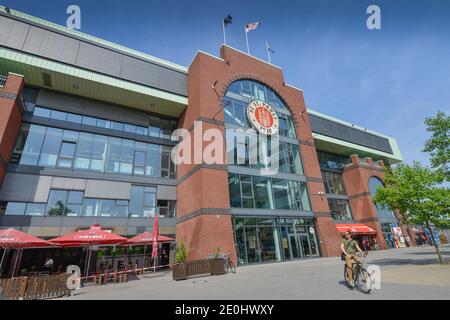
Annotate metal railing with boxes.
[0,75,6,87]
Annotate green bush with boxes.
[175,239,188,264]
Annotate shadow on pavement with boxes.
[369,258,448,267]
[406,251,450,256]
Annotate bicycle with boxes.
[344,252,372,294]
[224,254,236,274]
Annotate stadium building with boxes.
[0,7,415,270]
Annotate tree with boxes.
[424,110,450,181]
[372,162,450,264]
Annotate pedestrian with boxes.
[44,256,54,274]
[373,238,379,251]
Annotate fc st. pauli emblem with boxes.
[247,100,279,136]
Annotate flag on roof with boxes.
[245,22,260,32]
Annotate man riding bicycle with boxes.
[341,231,367,289]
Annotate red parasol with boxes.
[49,224,127,246]
[0,228,55,249]
[0,228,57,277]
[151,215,159,258]
[125,232,174,245]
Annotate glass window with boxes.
[224,80,293,133]
[50,110,67,121]
[66,113,82,124]
[134,151,146,175]
[82,116,97,126]
[146,144,161,177]
[106,137,121,173]
[160,119,171,139]
[369,177,398,225]
[68,191,83,204]
[272,179,292,210]
[322,171,346,195]
[129,186,144,218]
[46,190,68,216]
[228,173,241,208]
[82,199,98,217]
[144,192,155,207]
[96,119,111,129]
[124,124,137,134]
[58,142,76,168]
[111,122,124,131]
[149,116,160,137]
[136,126,148,136]
[5,202,27,215]
[12,124,30,163]
[161,146,172,178]
[252,176,271,209]
[25,203,46,216]
[90,135,107,171]
[17,124,174,179]
[328,198,352,221]
[38,127,63,167]
[33,107,51,118]
[74,132,94,170]
[20,125,46,166]
[120,139,134,174]
[99,199,115,217]
[114,200,129,217]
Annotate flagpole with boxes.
[245,28,250,55]
[223,20,226,45]
[266,41,271,64]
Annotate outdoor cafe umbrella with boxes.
[0,228,56,276]
[125,229,174,270]
[124,232,174,245]
[49,224,127,278]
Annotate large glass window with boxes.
[16,124,175,178]
[46,190,70,216]
[32,106,176,140]
[328,198,352,221]
[38,127,62,167]
[233,217,319,265]
[2,188,172,218]
[20,125,46,165]
[224,80,297,139]
[129,186,157,218]
[322,171,346,195]
[228,173,311,212]
[5,202,27,215]
[369,177,398,224]
[317,151,350,171]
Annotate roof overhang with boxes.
[0,47,188,117]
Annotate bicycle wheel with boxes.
[355,267,372,294]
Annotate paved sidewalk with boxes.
[62,245,450,300]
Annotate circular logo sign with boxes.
[247,100,279,136]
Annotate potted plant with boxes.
[172,239,188,280]
[210,247,226,275]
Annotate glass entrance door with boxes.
[289,234,302,259]
[299,233,312,258]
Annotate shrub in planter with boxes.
[173,240,188,280]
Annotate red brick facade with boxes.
[0,73,25,186]
[342,154,415,249]
[176,46,342,262]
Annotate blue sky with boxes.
[2,0,449,165]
